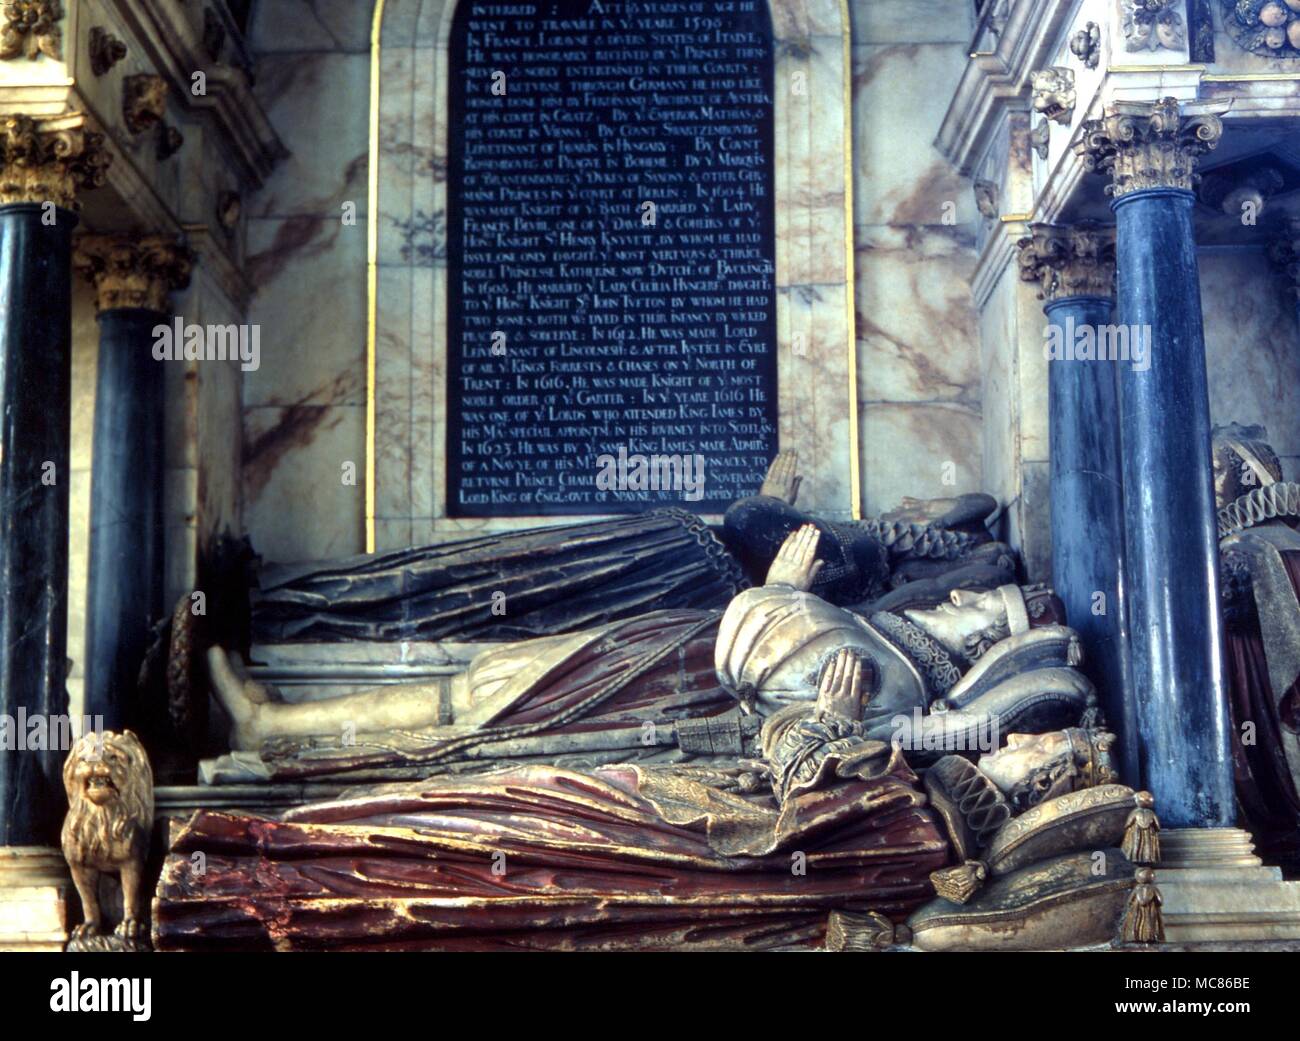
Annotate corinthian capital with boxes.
[1074,97,1223,198]
[73,235,192,313]
[1017,222,1116,301]
[0,113,111,209]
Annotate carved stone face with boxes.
[977,730,1073,796]
[903,588,1008,659]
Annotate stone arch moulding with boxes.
[368,0,857,552]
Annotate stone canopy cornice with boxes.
[935,0,1081,176]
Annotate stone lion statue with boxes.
[60,729,154,951]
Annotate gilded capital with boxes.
[1017,222,1116,302]
[73,235,193,313]
[1074,97,1223,198]
[0,114,111,209]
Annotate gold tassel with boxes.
[929,860,987,904]
[1123,791,1160,864]
[1122,868,1164,944]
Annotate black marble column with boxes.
[0,204,77,847]
[74,237,191,731]
[0,118,110,849]
[83,309,166,729]
[1079,99,1234,828]
[1018,223,1136,782]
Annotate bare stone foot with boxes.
[206,647,275,750]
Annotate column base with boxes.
[0,846,71,951]
[1156,828,1300,941]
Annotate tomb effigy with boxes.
[5,0,1300,964]
[151,524,1160,950]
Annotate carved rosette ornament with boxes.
[1074,97,1224,198]
[0,0,62,61]
[1016,222,1117,302]
[0,114,111,209]
[123,73,169,135]
[73,234,193,313]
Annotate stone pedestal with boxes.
[1156,828,1300,941]
[0,847,71,952]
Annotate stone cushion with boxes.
[983,783,1137,876]
[908,849,1135,951]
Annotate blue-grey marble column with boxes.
[73,237,192,731]
[0,118,110,848]
[1078,98,1234,828]
[1018,222,1136,782]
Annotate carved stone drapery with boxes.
[0,0,62,61]
[1075,98,1223,198]
[1016,222,1117,302]
[0,114,111,209]
[72,234,193,313]
[123,74,169,135]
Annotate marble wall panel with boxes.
[245,216,368,408]
[978,264,1019,515]
[848,0,974,44]
[854,225,981,404]
[1200,249,1300,459]
[860,402,983,511]
[852,42,974,229]
[850,5,984,524]
[251,52,370,219]
[243,404,366,562]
